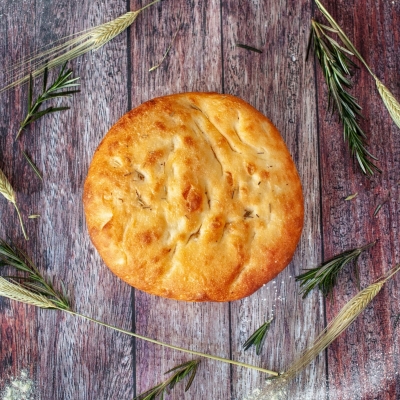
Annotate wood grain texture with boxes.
[0,0,41,392]
[0,0,399,399]
[222,1,325,399]
[1,0,135,399]
[315,1,400,399]
[129,1,231,399]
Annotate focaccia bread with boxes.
[83,92,304,302]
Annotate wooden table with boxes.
[0,1,399,399]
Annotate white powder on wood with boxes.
[1,370,36,400]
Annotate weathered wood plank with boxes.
[1,0,135,398]
[1,0,399,399]
[316,1,400,399]
[129,1,231,399]
[0,0,41,393]
[222,1,325,399]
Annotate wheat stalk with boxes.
[282,263,400,382]
[0,168,28,240]
[0,239,279,377]
[1,0,160,92]
[0,277,55,308]
[247,264,400,399]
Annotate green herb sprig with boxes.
[308,19,380,175]
[315,0,400,130]
[0,239,70,309]
[243,317,273,355]
[296,241,376,298]
[134,360,200,400]
[17,62,80,138]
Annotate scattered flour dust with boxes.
[1,370,37,400]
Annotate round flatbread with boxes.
[83,93,304,302]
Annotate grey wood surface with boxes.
[0,1,399,399]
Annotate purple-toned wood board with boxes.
[0,1,398,399]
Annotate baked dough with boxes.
[83,93,304,301]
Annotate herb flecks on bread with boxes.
[83,93,304,302]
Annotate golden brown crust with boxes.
[83,93,304,302]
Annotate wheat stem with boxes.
[1,0,160,92]
[61,309,279,377]
[282,263,400,381]
[12,203,29,241]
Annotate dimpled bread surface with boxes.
[83,92,304,302]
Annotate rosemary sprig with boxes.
[0,239,70,310]
[134,360,200,400]
[0,168,28,240]
[0,239,279,377]
[1,1,160,92]
[17,63,80,138]
[315,0,400,130]
[296,241,376,298]
[308,19,380,175]
[243,317,273,355]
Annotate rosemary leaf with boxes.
[0,168,28,240]
[309,19,380,175]
[295,241,376,298]
[235,43,263,54]
[373,203,383,217]
[22,151,43,181]
[243,317,273,355]
[134,360,200,400]
[17,63,80,138]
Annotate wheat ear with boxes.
[0,277,55,308]
[0,168,28,240]
[374,77,400,129]
[315,0,400,130]
[282,263,400,381]
[1,0,160,92]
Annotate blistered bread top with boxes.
[83,93,304,302]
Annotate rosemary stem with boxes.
[315,0,373,75]
[64,309,280,377]
[12,202,29,240]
